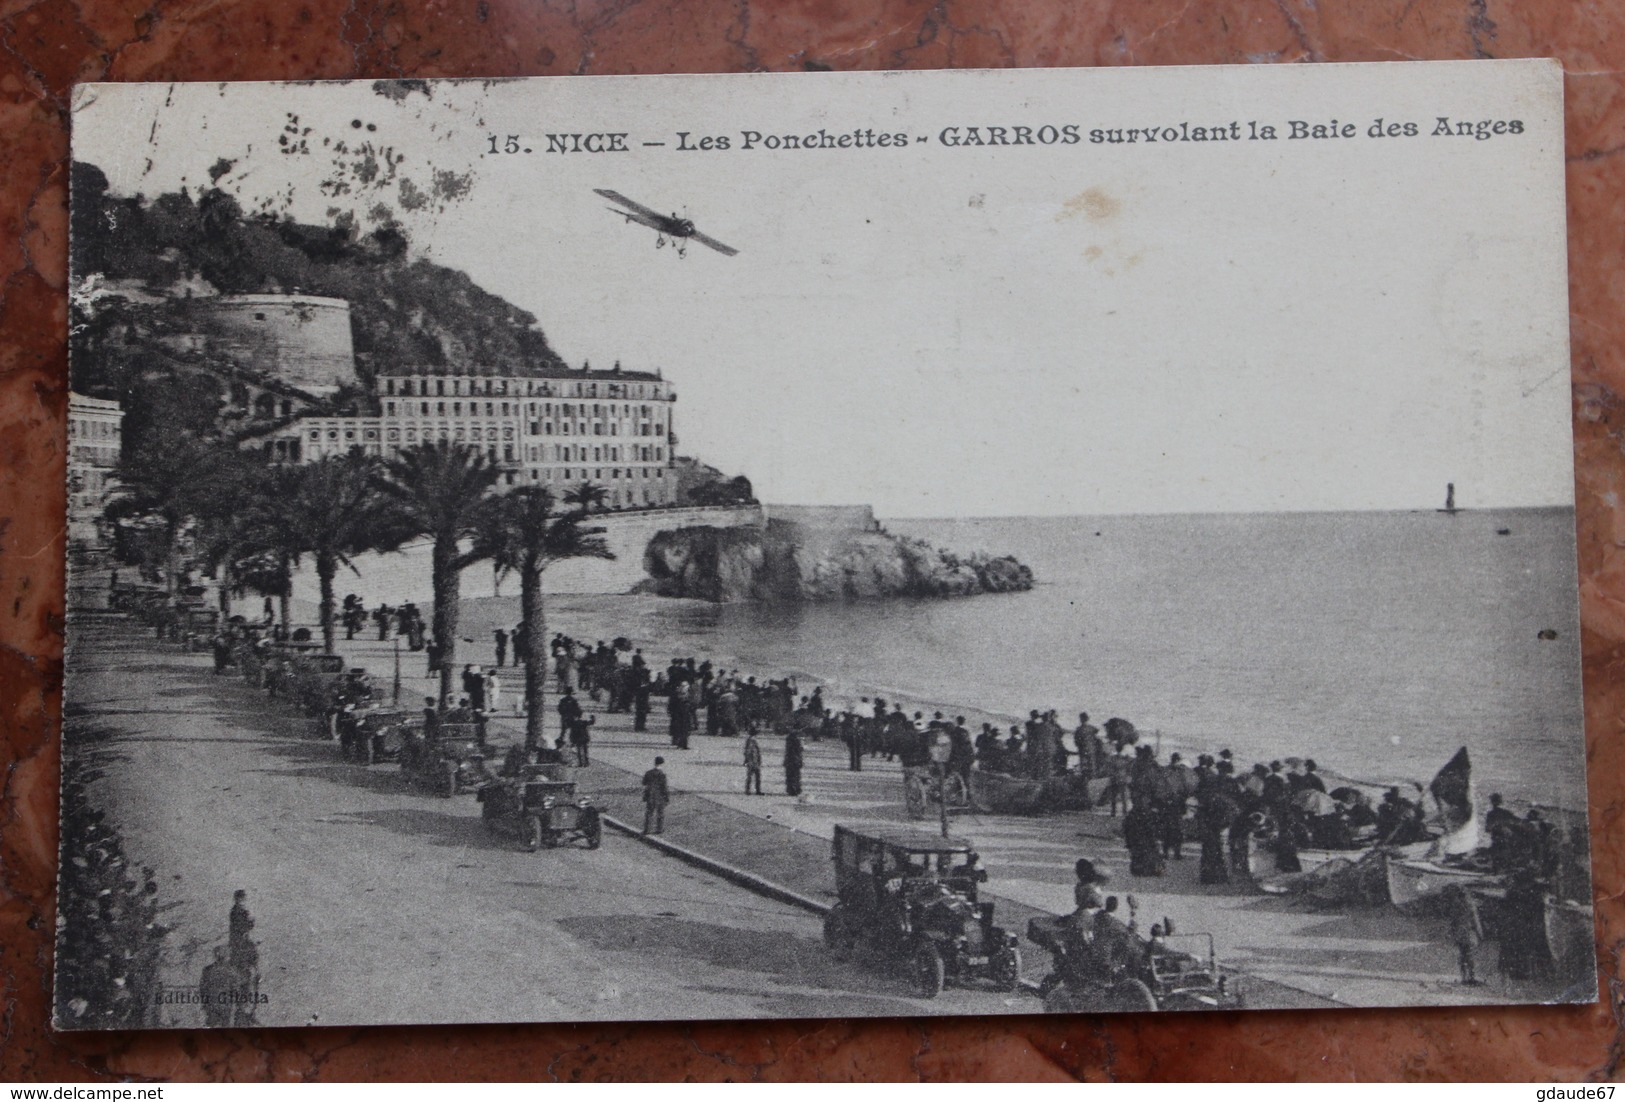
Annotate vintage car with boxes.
[399,722,489,797]
[179,606,221,651]
[477,767,602,851]
[339,708,422,765]
[821,825,1021,999]
[1026,912,1240,1013]
[286,653,365,717]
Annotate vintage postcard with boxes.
[62,60,1590,1029]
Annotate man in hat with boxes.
[556,686,582,745]
[743,726,764,795]
[784,728,805,796]
[1485,792,1518,871]
[641,757,669,835]
[1072,858,1109,915]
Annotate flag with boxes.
[1427,746,1478,858]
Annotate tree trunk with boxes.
[432,535,461,707]
[521,557,546,749]
[316,550,338,653]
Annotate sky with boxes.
[72,61,1573,518]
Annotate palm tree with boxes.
[105,435,237,597]
[269,453,388,652]
[235,464,307,628]
[374,441,502,705]
[476,487,613,748]
[193,454,278,617]
[563,480,610,516]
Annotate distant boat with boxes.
[1437,482,1461,515]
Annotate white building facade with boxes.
[268,365,678,510]
[67,392,124,544]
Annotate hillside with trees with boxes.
[70,161,569,447]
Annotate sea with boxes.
[457,508,1587,812]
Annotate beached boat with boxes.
[967,768,1096,815]
[1382,853,1498,915]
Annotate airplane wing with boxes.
[593,189,666,223]
[604,206,669,233]
[689,231,739,257]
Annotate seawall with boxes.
[286,503,764,606]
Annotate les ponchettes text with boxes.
[491,116,1522,156]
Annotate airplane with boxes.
[594,189,738,256]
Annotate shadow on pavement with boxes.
[554,912,925,1009]
[327,805,493,849]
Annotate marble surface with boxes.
[3,0,1624,1081]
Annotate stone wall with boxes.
[180,295,357,397]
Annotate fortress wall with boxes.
[287,504,765,606]
[184,295,357,396]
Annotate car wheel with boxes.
[908,940,945,999]
[582,813,602,850]
[441,764,458,798]
[524,815,543,852]
[1106,977,1159,1013]
[990,945,1023,993]
[822,906,852,961]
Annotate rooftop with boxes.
[380,363,664,383]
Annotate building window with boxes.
[486,402,494,416]
[453,402,462,416]
[386,380,396,395]
[386,402,396,416]
[254,312,266,321]
[438,402,446,415]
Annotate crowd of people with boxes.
[54,758,170,1028]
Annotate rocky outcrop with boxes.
[640,520,1034,603]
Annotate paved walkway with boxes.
[316,630,1557,1010]
[64,615,1011,1026]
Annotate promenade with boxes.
[64,614,1004,1027]
[320,628,1559,1011]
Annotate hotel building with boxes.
[265,364,679,510]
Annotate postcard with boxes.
[61,59,1590,1028]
